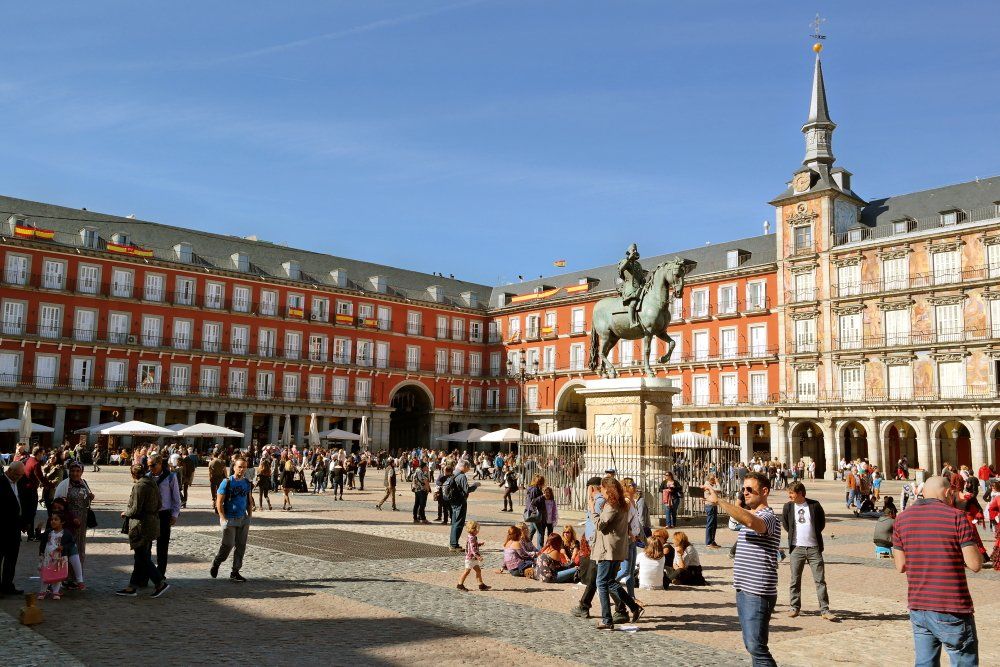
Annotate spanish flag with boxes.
[553,259,566,267]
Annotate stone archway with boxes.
[839,420,869,462]
[554,381,586,430]
[934,420,972,471]
[389,382,434,452]
[881,419,919,476]
[987,421,1000,469]
[791,421,826,479]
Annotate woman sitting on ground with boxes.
[664,531,707,586]
[561,525,580,564]
[636,537,665,591]
[502,526,536,578]
[535,533,577,583]
[873,505,896,549]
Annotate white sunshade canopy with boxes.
[74,421,122,435]
[671,430,740,449]
[536,427,589,443]
[435,428,488,443]
[480,427,535,443]
[99,420,178,437]
[165,424,189,432]
[317,428,362,441]
[0,418,54,433]
[175,423,244,438]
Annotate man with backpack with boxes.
[211,457,254,583]
[444,461,479,551]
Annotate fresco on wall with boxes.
[866,360,885,394]
[965,289,986,332]
[914,352,934,395]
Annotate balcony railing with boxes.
[833,326,992,350]
[832,205,1000,247]
[834,265,991,298]
[782,386,1000,404]
[786,288,817,304]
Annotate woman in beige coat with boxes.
[591,477,642,629]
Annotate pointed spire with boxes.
[801,53,836,168]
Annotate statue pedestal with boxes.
[577,378,679,496]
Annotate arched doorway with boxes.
[935,421,971,470]
[840,421,868,462]
[554,382,585,430]
[883,420,918,477]
[791,422,826,478]
[389,383,432,453]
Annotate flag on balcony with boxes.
[288,307,304,318]
[565,283,590,294]
[335,313,353,325]
[13,224,35,239]
[130,245,153,258]
[107,242,129,254]
[107,242,153,257]
[33,228,55,240]
[553,259,566,267]
[361,317,378,328]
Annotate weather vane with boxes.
[810,13,827,53]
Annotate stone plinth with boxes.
[577,378,679,495]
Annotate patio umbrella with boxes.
[0,418,54,434]
[435,428,488,443]
[165,423,189,433]
[359,416,370,450]
[281,414,292,446]
[537,427,589,444]
[480,427,535,443]
[19,402,32,443]
[308,413,321,449]
[99,421,177,437]
[175,423,244,438]
[317,428,362,441]
[73,421,121,435]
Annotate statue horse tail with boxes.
[587,326,600,372]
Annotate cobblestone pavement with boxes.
[0,467,996,666]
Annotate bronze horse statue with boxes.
[588,257,696,378]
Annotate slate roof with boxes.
[490,234,777,305]
[856,176,1000,235]
[0,194,494,309]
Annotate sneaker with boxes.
[456,584,469,591]
[114,588,138,597]
[631,606,645,623]
[612,611,629,625]
[595,622,614,630]
[210,562,219,579]
[478,583,491,591]
[151,582,170,599]
[570,605,590,618]
[230,573,247,583]
[821,611,839,622]
[787,608,800,618]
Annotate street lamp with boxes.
[507,348,539,455]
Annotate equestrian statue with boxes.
[589,244,696,379]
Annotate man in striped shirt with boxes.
[892,475,981,666]
[704,472,780,667]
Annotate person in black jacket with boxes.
[524,475,548,549]
[1,462,25,594]
[782,482,836,621]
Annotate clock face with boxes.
[835,200,858,228]
[793,172,811,193]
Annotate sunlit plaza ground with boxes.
[0,468,996,666]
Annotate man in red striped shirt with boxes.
[892,475,981,666]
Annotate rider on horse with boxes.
[617,243,648,325]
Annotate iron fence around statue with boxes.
[516,435,740,520]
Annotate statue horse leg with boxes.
[641,334,655,378]
[655,331,675,363]
[599,330,619,379]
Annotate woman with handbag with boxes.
[115,465,169,598]
[37,509,83,599]
[53,461,95,581]
[524,475,547,548]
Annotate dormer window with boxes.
[330,269,347,288]
[282,260,300,280]
[231,252,249,272]
[939,209,963,226]
[892,218,915,235]
[846,228,864,243]
[112,232,130,246]
[173,242,193,263]
[8,215,27,234]
[80,227,100,249]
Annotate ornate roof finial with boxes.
[802,13,835,168]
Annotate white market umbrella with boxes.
[74,421,121,435]
[537,427,589,444]
[281,414,292,447]
[308,413,321,449]
[671,430,739,449]
[0,417,54,434]
[99,420,177,437]
[435,428,488,443]
[176,423,244,438]
[480,427,535,443]
[19,402,32,443]
[317,428,362,441]
[165,423,189,433]
[359,416,370,450]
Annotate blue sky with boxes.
[0,1,998,285]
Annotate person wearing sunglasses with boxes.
[703,472,780,667]
[781,482,835,621]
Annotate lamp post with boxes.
[507,348,539,455]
